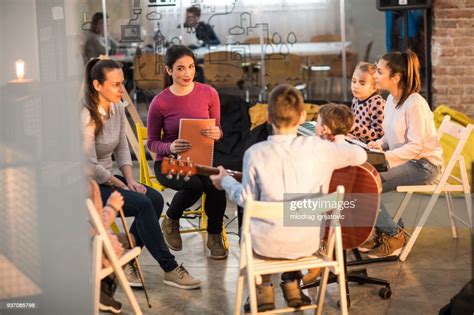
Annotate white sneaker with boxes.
[163,264,201,290]
[124,263,143,288]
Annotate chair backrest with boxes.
[133,53,166,91]
[243,37,271,44]
[241,186,345,254]
[435,115,473,191]
[263,53,305,91]
[364,40,374,62]
[203,51,245,89]
[311,34,341,42]
[136,123,163,190]
[327,50,358,77]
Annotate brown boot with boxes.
[207,233,228,260]
[357,230,381,253]
[302,268,321,286]
[280,280,311,307]
[161,215,182,251]
[243,283,275,313]
[367,228,407,259]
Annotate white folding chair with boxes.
[86,199,143,315]
[235,186,348,315]
[393,115,473,262]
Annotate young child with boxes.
[350,61,385,143]
[210,86,367,312]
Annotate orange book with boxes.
[178,118,215,166]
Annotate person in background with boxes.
[359,50,443,258]
[349,61,385,143]
[184,6,220,47]
[82,12,118,64]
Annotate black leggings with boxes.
[154,160,227,234]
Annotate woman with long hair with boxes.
[359,50,443,258]
[147,45,228,260]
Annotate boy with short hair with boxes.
[211,86,367,311]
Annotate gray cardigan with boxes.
[81,102,132,184]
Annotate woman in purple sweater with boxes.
[147,45,228,260]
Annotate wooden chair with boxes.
[394,115,473,261]
[261,53,307,96]
[133,52,165,102]
[311,34,341,42]
[203,51,246,90]
[235,186,348,315]
[135,123,229,249]
[87,199,143,315]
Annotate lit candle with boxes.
[16,59,25,81]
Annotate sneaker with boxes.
[207,233,228,260]
[163,264,201,289]
[99,289,122,314]
[302,268,321,286]
[367,228,407,259]
[280,280,312,308]
[243,284,276,313]
[124,263,143,288]
[357,231,380,253]
[161,215,182,251]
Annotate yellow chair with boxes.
[136,123,229,249]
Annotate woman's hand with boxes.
[368,141,383,151]
[210,166,229,190]
[201,126,221,140]
[106,191,124,212]
[128,180,147,194]
[170,139,191,154]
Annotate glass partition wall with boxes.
[81,0,390,104]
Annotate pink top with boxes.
[147,82,221,161]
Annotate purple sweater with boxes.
[147,82,221,161]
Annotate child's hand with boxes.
[210,166,229,190]
[201,126,221,140]
[106,191,124,212]
[368,141,383,151]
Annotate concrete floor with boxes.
[111,175,473,315]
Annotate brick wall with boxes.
[432,0,474,117]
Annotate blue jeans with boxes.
[99,175,178,272]
[376,158,441,236]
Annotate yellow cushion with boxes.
[434,105,474,186]
[249,103,320,130]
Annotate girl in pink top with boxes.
[147,45,228,260]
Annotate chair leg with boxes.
[465,191,473,228]
[399,193,440,262]
[201,194,208,231]
[445,192,458,239]
[335,235,348,314]
[393,192,413,223]
[246,262,258,314]
[235,246,247,315]
[92,238,102,315]
[315,267,330,315]
[222,224,229,250]
[113,263,143,315]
